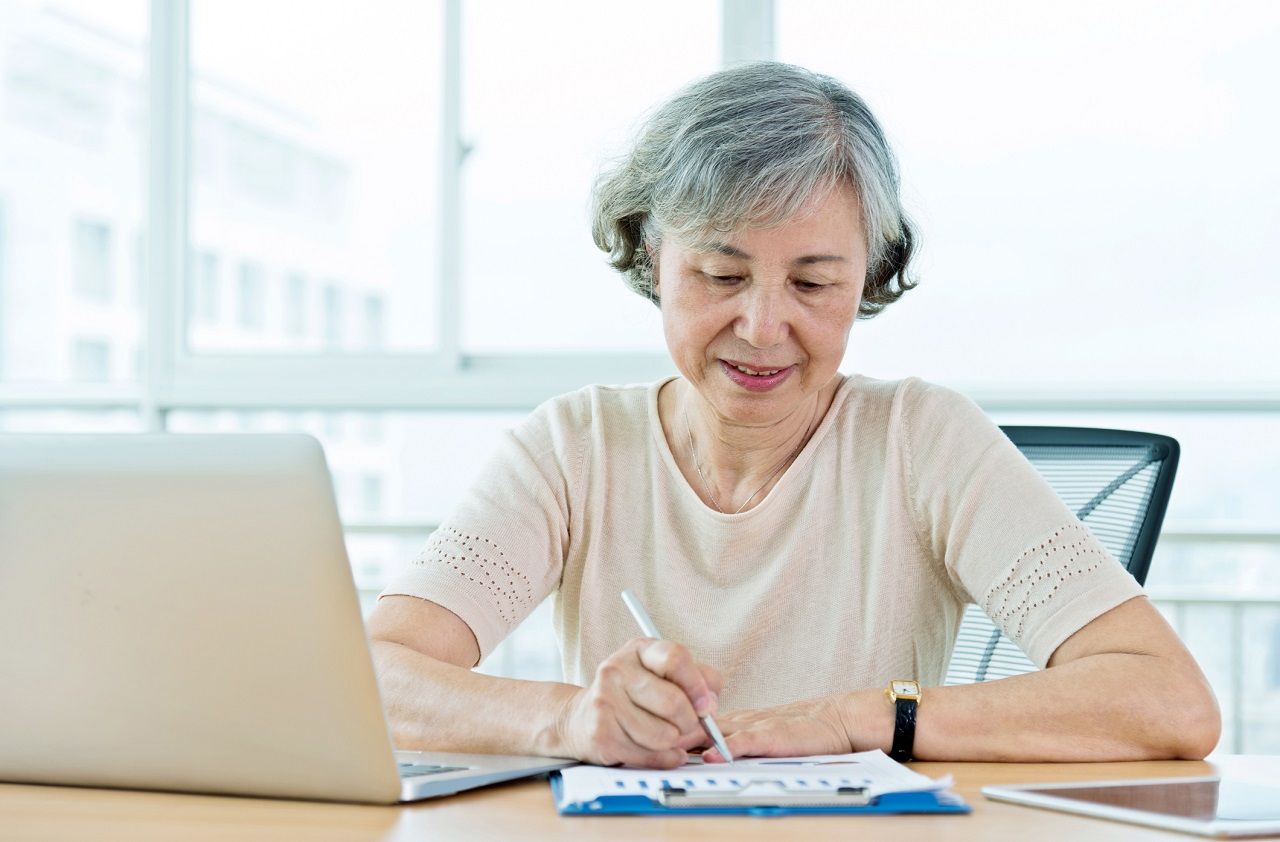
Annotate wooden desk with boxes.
[2,755,1272,841]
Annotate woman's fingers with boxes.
[564,637,724,768]
[610,690,683,752]
[702,724,775,763]
[635,639,717,716]
[613,709,688,767]
[678,726,711,751]
[625,662,703,736]
[627,640,724,755]
[572,690,685,768]
[697,662,724,699]
[701,700,853,763]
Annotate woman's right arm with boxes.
[366,594,722,768]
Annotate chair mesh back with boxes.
[944,428,1178,685]
[1020,445,1161,569]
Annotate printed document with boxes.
[555,749,952,809]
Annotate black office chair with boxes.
[944,427,1180,685]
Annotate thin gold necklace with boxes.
[683,400,813,515]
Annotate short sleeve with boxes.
[900,378,1144,667]
[378,392,587,663]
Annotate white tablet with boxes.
[983,776,1280,838]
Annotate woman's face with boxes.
[654,183,868,427]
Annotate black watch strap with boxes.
[889,696,918,763]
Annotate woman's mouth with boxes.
[719,359,795,392]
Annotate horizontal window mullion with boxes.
[343,521,437,536]
[7,361,1280,415]
[0,388,143,410]
[159,351,677,410]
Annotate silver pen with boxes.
[620,589,734,764]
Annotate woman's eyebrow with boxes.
[704,242,849,265]
[706,242,750,258]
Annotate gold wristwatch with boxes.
[885,679,921,762]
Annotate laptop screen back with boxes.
[0,434,403,803]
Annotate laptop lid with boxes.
[0,433,403,803]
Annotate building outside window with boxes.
[0,202,6,378]
[321,283,341,349]
[192,250,219,323]
[236,261,265,330]
[285,273,307,339]
[361,473,384,517]
[363,293,385,350]
[360,413,384,445]
[133,232,145,307]
[71,338,111,382]
[72,219,112,302]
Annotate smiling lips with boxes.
[718,359,795,392]
[728,362,782,376]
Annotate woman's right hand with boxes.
[555,637,723,768]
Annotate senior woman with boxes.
[368,62,1219,768]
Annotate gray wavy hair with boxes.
[591,61,917,318]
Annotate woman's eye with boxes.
[707,274,743,284]
[795,280,824,292]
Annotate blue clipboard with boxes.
[551,773,971,817]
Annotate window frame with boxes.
[1,0,1277,415]
[151,0,692,418]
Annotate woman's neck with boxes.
[671,377,837,512]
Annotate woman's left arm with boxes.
[707,595,1221,762]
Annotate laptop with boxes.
[0,433,575,803]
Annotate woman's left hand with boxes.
[702,695,852,762]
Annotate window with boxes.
[188,0,443,353]
[236,261,266,330]
[284,274,308,339]
[0,409,142,433]
[191,250,220,323]
[321,283,342,349]
[459,0,718,353]
[0,0,146,385]
[361,413,384,444]
[0,201,6,378]
[73,219,113,302]
[363,294,384,350]
[347,532,421,595]
[777,0,1280,387]
[165,410,523,523]
[132,232,145,306]
[1268,618,1280,690]
[361,473,384,517]
[71,338,111,382]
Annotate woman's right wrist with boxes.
[536,683,583,759]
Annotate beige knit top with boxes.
[380,374,1143,711]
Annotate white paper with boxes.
[555,749,953,809]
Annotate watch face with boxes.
[891,680,919,697]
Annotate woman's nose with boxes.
[733,286,791,349]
